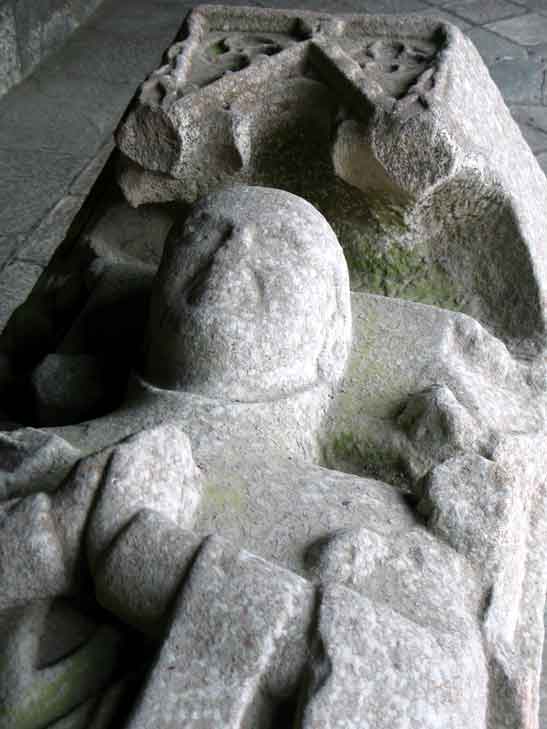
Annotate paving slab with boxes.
[37,27,173,87]
[84,2,192,35]
[68,140,114,198]
[514,119,547,151]
[465,25,547,107]
[261,0,430,11]
[510,103,547,132]
[0,148,83,237]
[511,105,547,151]
[0,73,129,157]
[14,195,84,269]
[359,0,430,11]
[465,26,529,63]
[516,122,547,151]
[413,7,472,28]
[489,57,546,104]
[528,43,547,61]
[448,0,527,24]
[486,11,547,44]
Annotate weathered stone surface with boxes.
[486,12,547,45]
[396,384,488,478]
[74,200,175,269]
[0,494,69,610]
[467,26,528,65]
[0,75,124,158]
[1,4,547,729]
[0,4,20,97]
[0,427,79,500]
[488,55,547,106]
[297,584,488,728]
[4,216,541,729]
[86,423,200,570]
[511,105,547,154]
[94,509,201,635]
[0,148,82,237]
[413,426,547,727]
[14,195,84,269]
[116,5,547,347]
[0,0,106,99]
[144,185,351,399]
[324,292,545,484]
[413,7,472,31]
[421,454,514,577]
[51,448,110,587]
[308,525,481,634]
[30,353,114,426]
[68,142,114,199]
[41,22,169,87]
[126,536,314,729]
[0,602,123,729]
[449,0,526,25]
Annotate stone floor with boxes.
[1,0,547,724]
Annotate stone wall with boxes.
[0,0,104,98]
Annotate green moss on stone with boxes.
[335,223,462,311]
[327,190,464,311]
[207,39,228,57]
[204,479,246,514]
[331,430,408,489]
[0,626,121,729]
[332,431,362,463]
[333,431,394,473]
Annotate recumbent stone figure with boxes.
[1,184,546,728]
[2,3,547,727]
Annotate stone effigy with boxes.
[0,5,547,729]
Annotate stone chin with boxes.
[142,185,352,401]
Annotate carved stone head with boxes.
[143,185,351,400]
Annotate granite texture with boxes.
[0,0,105,98]
[1,2,547,729]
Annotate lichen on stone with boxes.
[0,626,121,729]
[330,429,408,488]
[332,192,464,311]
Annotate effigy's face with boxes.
[143,186,352,400]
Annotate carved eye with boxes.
[225,54,251,73]
[206,38,230,58]
[259,44,283,56]
[240,35,279,47]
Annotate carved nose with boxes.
[184,225,257,306]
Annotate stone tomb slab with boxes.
[0,6,546,729]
